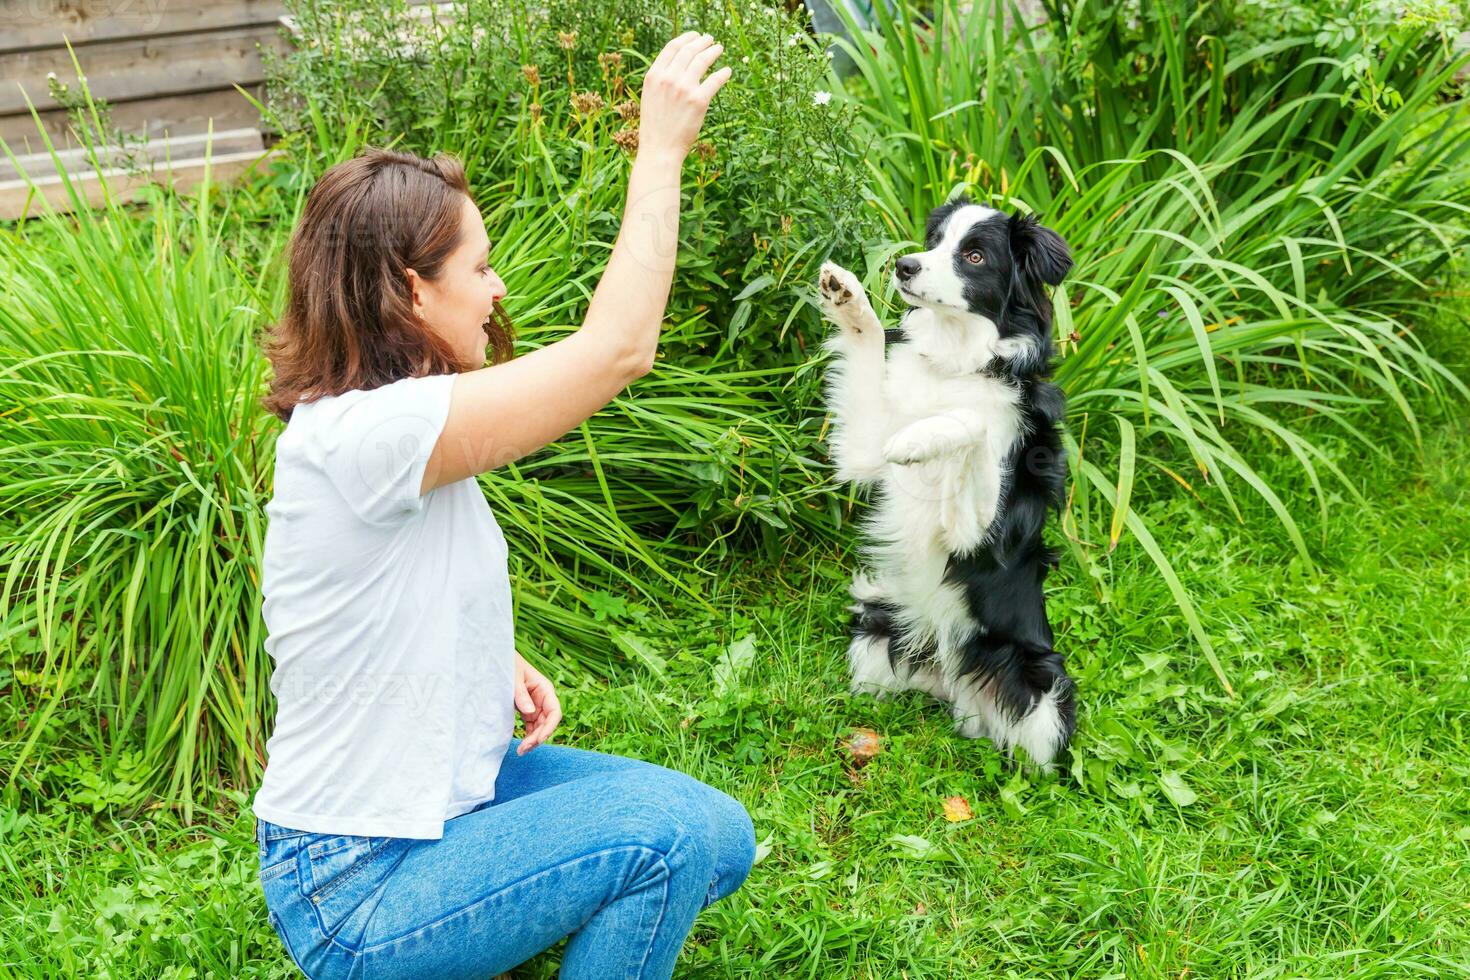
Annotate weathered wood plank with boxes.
[0,85,265,152]
[0,0,465,220]
[0,143,274,221]
[3,0,444,54]
[0,0,288,54]
[0,24,288,116]
[0,126,263,182]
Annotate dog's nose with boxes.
[895,256,921,282]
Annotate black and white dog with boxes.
[818,195,1076,768]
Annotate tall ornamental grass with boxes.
[0,37,831,815]
[820,0,1470,692]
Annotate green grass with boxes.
[3,308,1465,977]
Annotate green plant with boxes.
[262,0,883,357]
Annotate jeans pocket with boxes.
[303,834,375,901]
[303,834,413,947]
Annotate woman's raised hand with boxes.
[638,31,733,163]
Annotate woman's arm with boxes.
[422,31,731,494]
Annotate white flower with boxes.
[812,90,832,106]
[787,31,803,46]
[741,55,749,63]
[46,71,57,81]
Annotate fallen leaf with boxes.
[1159,771,1198,807]
[942,795,973,822]
[842,727,883,765]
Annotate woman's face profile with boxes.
[409,194,508,368]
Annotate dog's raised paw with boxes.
[818,261,857,308]
[818,261,879,340]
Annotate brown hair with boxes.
[258,146,516,422]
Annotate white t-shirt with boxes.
[250,372,517,840]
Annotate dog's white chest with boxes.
[884,351,1018,424]
[873,346,1025,556]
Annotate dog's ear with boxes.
[1009,213,1072,287]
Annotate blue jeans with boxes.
[255,738,756,978]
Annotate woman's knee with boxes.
[598,770,719,865]
[613,768,754,893]
[707,792,755,903]
[662,775,755,906]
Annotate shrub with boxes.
[261,0,882,356]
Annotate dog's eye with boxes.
[965,250,984,265]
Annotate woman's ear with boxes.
[1008,213,1073,287]
[404,267,427,319]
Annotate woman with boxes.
[250,32,749,979]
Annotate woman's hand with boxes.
[513,651,562,755]
[638,31,733,163]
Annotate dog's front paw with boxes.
[882,416,978,466]
[818,262,879,340]
[882,427,941,466]
[818,261,858,308]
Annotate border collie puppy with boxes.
[817,195,1076,768]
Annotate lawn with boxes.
[3,312,1465,977]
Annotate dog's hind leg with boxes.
[818,262,890,485]
[948,638,1077,770]
[846,633,905,698]
[846,573,953,702]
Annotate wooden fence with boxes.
[1,1,314,217]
